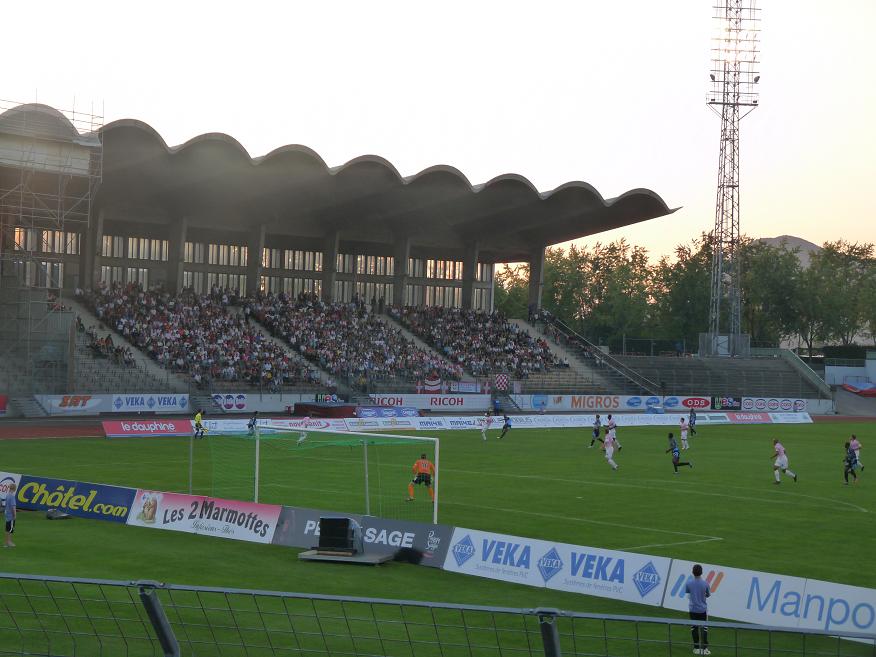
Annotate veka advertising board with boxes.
[443,527,671,606]
[663,560,876,635]
[15,475,136,522]
[271,506,453,568]
[127,490,281,544]
[35,394,190,415]
[368,394,491,411]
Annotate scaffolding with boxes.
[0,99,103,396]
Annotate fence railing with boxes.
[1,573,873,657]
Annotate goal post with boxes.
[198,426,440,524]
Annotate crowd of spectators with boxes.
[77,283,319,389]
[76,316,136,367]
[245,293,463,388]
[389,306,561,377]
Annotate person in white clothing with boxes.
[606,414,622,451]
[603,431,619,471]
[771,439,798,484]
[680,417,690,450]
[481,412,493,441]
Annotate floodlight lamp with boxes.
[710,74,716,81]
[754,75,760,82]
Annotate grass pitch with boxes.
[0,421,873,619]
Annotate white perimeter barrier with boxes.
[103,412,812,438]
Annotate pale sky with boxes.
[6,0,875,258]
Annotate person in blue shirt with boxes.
[589,414,602,448]
[844,442,858,485]
[499,415,511,440]
[688,408,698,435]
[666,433,693,474]
[4,482,17,548]
[685,564,711,655]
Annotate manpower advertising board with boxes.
[443,527,671,607]
[663,560,876,635]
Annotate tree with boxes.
[651,234,712,346]
[814,241,873,346]
[493,264,529,318]
[739,239,802,346]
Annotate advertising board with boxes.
[36,394,190,415]
[356,406,420,418]
[127,490,281,544]
[663,560,876,634]
[271,506,453,568]
[443,527,671,606]
[0,394,7,416]
[103,419,192,438]
[0,472,21,495]
[510,395,713,412]
[368,394,490,411]
[16,474,136,522]
[210,393,318,413]
[711,396,743,411]
[743,397,807,412]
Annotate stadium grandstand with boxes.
[0,101,832,414]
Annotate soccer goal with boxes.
[197,426,440,524]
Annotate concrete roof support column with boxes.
[166,216,187,294]
[392,235,410,307]
[321,229,339,303]
[528,245,546,311]
[245,223,266,297]
[461,241,479,309]
[80,208,104,290]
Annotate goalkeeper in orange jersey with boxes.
[407,453,435,502]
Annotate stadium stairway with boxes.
[61,294,189,394]
[510,319,641,394]
[8,396,47,418]
[375,312,478,384]
[233,307,335,392]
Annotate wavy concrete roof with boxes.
[1,104,677,262]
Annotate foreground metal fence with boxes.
[0,574,873,657]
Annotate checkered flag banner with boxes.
[494,373,509,391]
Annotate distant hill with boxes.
[758,235,822,267]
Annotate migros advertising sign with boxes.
[16,475,135,522]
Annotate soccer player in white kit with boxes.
[771,439,798,484]
[850,435,863,470]
[679,417,690,450]
[297,416,310,445]
[606,414,622,451]
[603,429,619,471]
[481,412,493,441]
